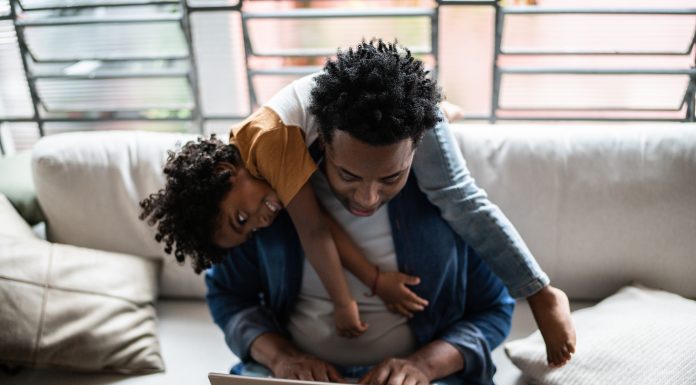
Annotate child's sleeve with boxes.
[230,107,318,206]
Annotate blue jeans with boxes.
[411,116,549,298]
[231,361,461,385]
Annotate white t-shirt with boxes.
[265,73,320,146]
[287,171,417,366]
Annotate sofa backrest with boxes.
[31,125,696,300]
[32,131,204,298]
[451,123,696,300]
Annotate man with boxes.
[205,40,515,384]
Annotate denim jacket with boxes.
[206,174,514,385]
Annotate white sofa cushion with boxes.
[504,285,696,385]
[0,194,163,373]
[31,131,206,298]
[451,123,696,299]
[0,194,37,240]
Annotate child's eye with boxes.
[237,213,248,226]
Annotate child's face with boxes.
[212,164,283,249]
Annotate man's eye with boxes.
[237,213,248,226]
[382,175,401,184]
[340,173,358,182]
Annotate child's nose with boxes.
[257,213,271,228]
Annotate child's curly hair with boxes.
[309,39,442,147]
[140,134,242,274]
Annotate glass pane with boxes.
[0,21,34,118]
[3,122,40,152]
[24,22,187,61]
[247,17,431,56]
[187,0,240,7]
[36,78,192,111]
[0,0,9,16]
[503,14,695,54]
[20,0,178,9]
[191,11,248,117]
[499,74,689,110]
[43,121,192,135]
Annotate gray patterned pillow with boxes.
[504,285,696,385]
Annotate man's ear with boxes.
[317,133,328,153]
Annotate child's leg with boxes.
[411,116,575,366]
[412,116,548,297]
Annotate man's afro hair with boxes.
[309,39,442,147]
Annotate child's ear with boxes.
[215,162,239,178]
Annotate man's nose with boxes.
[354,183,380,209]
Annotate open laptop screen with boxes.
[209,373,339,385]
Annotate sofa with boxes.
[1,123,695,385]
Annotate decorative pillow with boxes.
[0,195,164,374]
[0,152,44,225]
[504,285,696,385]
[0,194,36,240]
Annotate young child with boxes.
[140,135,429,339]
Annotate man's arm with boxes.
[250,332,346,383]
[436,248,515,382]
[359,340,463,385]
[205,230,347,382]
[206,246,283,361]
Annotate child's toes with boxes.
[561,345,572,360]
[550,349,569,368]
[547,350,559,367]
[566,340,576,354]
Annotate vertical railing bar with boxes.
[11,0,44,136]
[489,1,503,123]
[431,2,440,81]
[240,7,258,113]
[180,0,204,134]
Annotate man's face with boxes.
[323,130,415,217]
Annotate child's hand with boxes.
[375,272,429,318]
[334,300,368,339]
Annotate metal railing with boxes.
[240,5,439,112]
[489,5,696,122]
[0,0,249,139]
[1,0,695,154]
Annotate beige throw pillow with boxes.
[0,194,164,374]
[504,285,696,385]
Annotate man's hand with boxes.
[334,299,369,338]
[376,272,429,318]
[271,351,347,383]
[358,358,431,385]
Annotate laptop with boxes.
[209,373,340,385]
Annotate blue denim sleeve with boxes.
[439,249,515,384]
[412,116,549,298]
[205,249,285,361]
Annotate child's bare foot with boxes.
[527,285,576,367]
